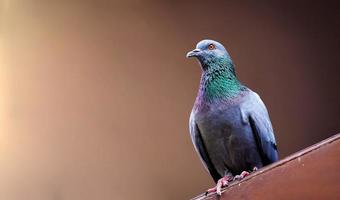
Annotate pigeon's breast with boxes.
[195,103,240,174]
[195,100,260,175]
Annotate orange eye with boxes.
[208,44,215,50]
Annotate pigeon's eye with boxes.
[208,44,215,50]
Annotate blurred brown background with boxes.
[0,0,339,199]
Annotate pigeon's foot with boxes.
[205,175,232,196]
[233,171,250,181]
[233,167,258,181]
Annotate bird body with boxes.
[187,40,278,185]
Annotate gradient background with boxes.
[0,0,339,199]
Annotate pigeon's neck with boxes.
[196,61,244,104]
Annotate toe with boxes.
[206,186,216,195]
[221,176,231,186]
[233,175,242,181]
[216,180,223,196]
[233,171,250,181]
[241,171,250,178]
[221,179,228,187]
[206,176,231,196]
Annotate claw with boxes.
[205,187,216,195]
[205,176,232,196]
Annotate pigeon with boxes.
[186,39,279,195]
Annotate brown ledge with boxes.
[192,133,340,200]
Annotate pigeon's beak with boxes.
[186,49,201,58]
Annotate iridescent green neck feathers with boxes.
[198,57,243,101]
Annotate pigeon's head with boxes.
[186,39,232,70]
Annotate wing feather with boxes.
[244,92,279,165]
[189,112,221,182]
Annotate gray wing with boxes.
[243,92,279,165]
[189,111,221,182]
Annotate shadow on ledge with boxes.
[192,133,340,200]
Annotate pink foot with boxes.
[233,171,250,181]
[205,176,232,196]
